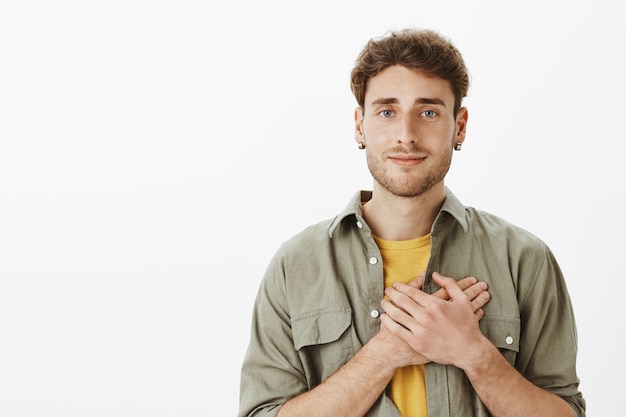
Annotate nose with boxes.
[397,114,418,144]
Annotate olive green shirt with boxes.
[238,189,585,417]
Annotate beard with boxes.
[366,143,453,198]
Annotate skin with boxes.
[277,275,489,417]
[382,273,575,417]
[355,65,467,240]
[362,65,574,417]
[278,65,574,416]
[278,66,487,417]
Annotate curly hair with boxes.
[350,28,470,116]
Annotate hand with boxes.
[372,271,481,369]
[407,272,490,319]
[371,322,428,369]
[380,272,491,367]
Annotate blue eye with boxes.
[380,110,393,117]
[421,110,437,118]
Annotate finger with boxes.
[387,282,430,311]
[463,281,488,302]
[380,313,413,342]
[407,271,426,289]
[432,276,477,301]
[431,286,450,300]
[432,272,466,302]
[380,298,416,329]
[456,276,477,291]
[470,290,490,313]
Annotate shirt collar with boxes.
[328,187,468,238]
[438,187,469,232]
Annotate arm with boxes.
[462,341,574,417]
[381,272,576,417]
[241,276,489,417]
[277,326,412,417]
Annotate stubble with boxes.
[366,144,453,198]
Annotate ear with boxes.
[454,107,469,145]
[354,106,365,144]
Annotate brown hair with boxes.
[350,28,470,116]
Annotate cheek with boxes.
[363,134,387,152]
[362,123,390,142]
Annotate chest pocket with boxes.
[292,308,355,387]
[480,316,521,366]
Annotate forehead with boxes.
[364,65,455,107]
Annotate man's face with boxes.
[355,65,467,198]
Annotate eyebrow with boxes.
[370,97,447,107]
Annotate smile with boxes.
[389,155,426,166]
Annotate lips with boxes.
[388,154,426,166]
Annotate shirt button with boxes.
[369,257,378,265]
[370,309,380,318]
[356,221,363,229]
[505,336,514,345]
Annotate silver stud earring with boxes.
[454,143,462,151]
[357,142,366,150]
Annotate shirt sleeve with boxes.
[516,246,586,417]
[238,251,308,417]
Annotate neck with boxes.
[362,182,445,241]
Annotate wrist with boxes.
[365,331,405,374]
[456,335,500,376]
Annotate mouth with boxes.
[388,154,426,166]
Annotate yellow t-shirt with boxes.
[373,234,431,417]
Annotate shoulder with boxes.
[274,190,364,256]
[278,217,337,255]
[464,207,548,251]
[441,189,548,252]
[265,215,345,278]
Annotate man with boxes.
[238,28,585,417]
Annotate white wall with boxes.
[1,1,623,415]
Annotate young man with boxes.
[238,28,585,417]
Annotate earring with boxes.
[454,143,462,151]
[357,142,366,150]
